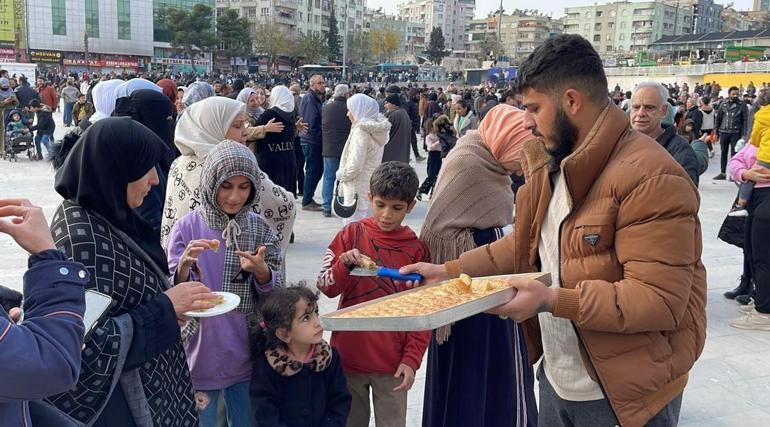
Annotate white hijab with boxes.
[236,88,256,105]
[115,78,161,99]
[90,79,124,122]
[347,93,380,123]
[268,86,294,113]
[174,96,246,158]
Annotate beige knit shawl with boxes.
[420,131,515,264]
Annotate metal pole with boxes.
[497,0,502,62]
[342,2,347,81]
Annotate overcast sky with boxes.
[367,0,756,19]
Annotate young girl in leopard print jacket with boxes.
[250,287,351,427]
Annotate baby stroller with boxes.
[2,109,34,162]
[3,132,34,161]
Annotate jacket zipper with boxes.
[556,175,621,423]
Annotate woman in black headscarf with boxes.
[113,89,177,234]
[45,117,216,427]
[253,85,298,195]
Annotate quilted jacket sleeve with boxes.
[553,172,702,334]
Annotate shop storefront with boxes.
[62,53,144,74]
[29,49,62,74]
[151,57,211,75]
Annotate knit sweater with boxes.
[420,131,514,264]
[316,217,431,374]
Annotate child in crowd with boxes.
[317,161,431,427]
[730,99,770,217]
[679,118,697,143]
[72,93,95,126]
[418,115,454,200]
[167,140,283,427]
[27,99,55,161]
[250,286,351,427]
[5,109,30,139]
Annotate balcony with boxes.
[275,0,298,8]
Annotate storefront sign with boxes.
[29,49,62,62]
[154,57,210,66]
[104,59,139,68]
[0,0,14,43]
[0,46,14,59]
[63,58,104,67]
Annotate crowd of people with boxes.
[0,32,768,427]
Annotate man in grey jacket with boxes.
[321,84,352,217]
[60,80,80,127]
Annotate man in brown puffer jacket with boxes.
[403,34,707,427]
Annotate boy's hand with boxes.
[393,364,415,392]
[236,246,271,283]
[339,248,365,268]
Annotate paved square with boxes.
[0,113,767,425]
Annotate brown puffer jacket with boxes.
[445,103,707,427]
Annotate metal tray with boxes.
[320,272,551,331]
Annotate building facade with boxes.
[25,0,154,73]
[364,8,425,58]
[153,0,216,72]
[754,0,770,12]
[564,1,693,56]
[665,0,721,34]
[465,12,563,62]
[397,0,475,52]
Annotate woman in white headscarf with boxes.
[89,79,124,122]
[181,81,216,110]
[237,87,285,147]
[251,85,299,195]
[162,96,297,261]
[113,78,162,116]
[335,93,392,223]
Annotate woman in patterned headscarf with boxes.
[162,97,296,269]
[46,117,218,426]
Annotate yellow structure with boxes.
[704,73,770,88]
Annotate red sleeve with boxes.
[400,241,432,371]
[316,225,356,298]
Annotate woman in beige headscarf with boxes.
[421,104,538,427]
[162,96,296,258]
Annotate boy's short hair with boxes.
[27,99,40,108]
[369,161,419,203]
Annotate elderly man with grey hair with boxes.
[320,84,352,216]
[630,81,702,185]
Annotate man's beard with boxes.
[547,106,579,170]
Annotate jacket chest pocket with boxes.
[570,215,616,256]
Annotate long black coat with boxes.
[255,108,298,194]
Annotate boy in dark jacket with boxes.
[72,93,95,126]
[0,198,88,427]
[28,99,56,160]
[316,162,431,427]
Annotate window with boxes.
[85,0,99,38]
[52,0,66,35]
[115,1,132,40]
[593,34,600,41]
[619,33,625,40]
[244,7,256,18]
[606,45,613,51]
[261,7,269,16]
[596,11,603,17]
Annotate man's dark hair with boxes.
[369,161,419,203]
[701,96,710,105]
[729,86,739,93]
[455,99,470,112]
[515,34,608,103]
[28,99,41,108]
[502,89,516,101]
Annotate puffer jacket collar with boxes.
[561,102,629,211]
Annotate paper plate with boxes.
[184,292,240,318]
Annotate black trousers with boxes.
[410,130,421,158]
[746,187,770,313]
[719,132,742,173]
[419,151,442,195]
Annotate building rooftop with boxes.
[652,30,770,44]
